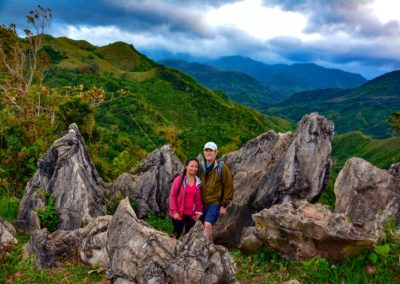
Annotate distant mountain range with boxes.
[207,56,367,97]
[267,71,400,138]
[159,59,278,109]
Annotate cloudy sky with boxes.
[1,0,400,78]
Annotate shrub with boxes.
[36,191,60,232]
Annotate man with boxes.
[199,141,233,240]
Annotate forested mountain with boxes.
[159,59,278,109]
[207,56,367,97]
[267,70,400,138]
[39,35,292,180]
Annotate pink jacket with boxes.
[169,175,203,220]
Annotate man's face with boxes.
[204,148,218,163]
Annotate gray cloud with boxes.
[1,0,400,78]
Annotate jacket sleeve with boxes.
[194,185,203,215]
[221,165,233,207]
[168,176,180,217]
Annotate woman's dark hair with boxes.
[177,157,200,189]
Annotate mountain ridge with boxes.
[207,55,367,97]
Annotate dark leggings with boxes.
[172,215,196,238]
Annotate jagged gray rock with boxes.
[107,197,236,283]
[389,162,400,177]
[335,157,400,228]
[127,144,183,218]
[238,226,262,255]
[214,113,334,245]
[0,217,17,245]
[26,215,112,268]
[17,123,106,232]
[248,201,378,261]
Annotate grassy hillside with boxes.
[159,59,278,109]
[267,71,400,138]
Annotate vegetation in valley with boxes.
[267,71,400,138]
[159,59,278,109]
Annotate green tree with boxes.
[387,111,400,136]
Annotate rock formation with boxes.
[107,197,236,283]
[241,157,399,261]
[0,217,17,246]
[242,201,377,261]
[335,157,400,228]
[0,218,18,262]
[27,215,112,268]
[17,123,106,232]
[120,144,183,218]
[214,113,334,244]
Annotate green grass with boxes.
[232,230,400,284]
[0,195,20,222]
[0,235,106,284]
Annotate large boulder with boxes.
[247,201,377,261]
[107,197,236,283]
[335,157,400,228]
[125,144,183,218]
[26,215,112,268]
[0,218,18,263]
[0,217,17,245]
[214,113,334,244]
[17,123,106,232]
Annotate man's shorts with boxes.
[202,204,221,224]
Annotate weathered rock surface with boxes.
[238,226,262,255]
[107,197,236,283]
[247,201,378,261]
[27,215,112,268]
[390,162,400,177]
[214,113,334,244]
[335,157,400,228]
[17,123,106,232]
[126,144,183,218]
[0,217,17,245]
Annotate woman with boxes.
[169,157,203,239]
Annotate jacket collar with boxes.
[183,175,202,188]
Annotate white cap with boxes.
[204,141,217,151]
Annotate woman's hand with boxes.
[173,213,180,220]
[192,214,201,220]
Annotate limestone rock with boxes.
[253,113,333,209]
[213,131,292,245]
[0,217,17,245]
[239,227,263,255]
[214,113,334,245]
[107,197,236,283]
[17,124,107,232]
[335,157,400,228]
[389,162,400,177]
[111,173,134,197]
[27,215,112,268]
[128,144,183,218]
[252,201,377,261]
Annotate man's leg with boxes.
[204,221,213,240]
[202,204,221,241]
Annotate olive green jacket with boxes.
[199,160,233,207]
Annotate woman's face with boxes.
[186,160,199,176]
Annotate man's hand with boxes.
[220,206,227,217]
[173,213,180,220]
